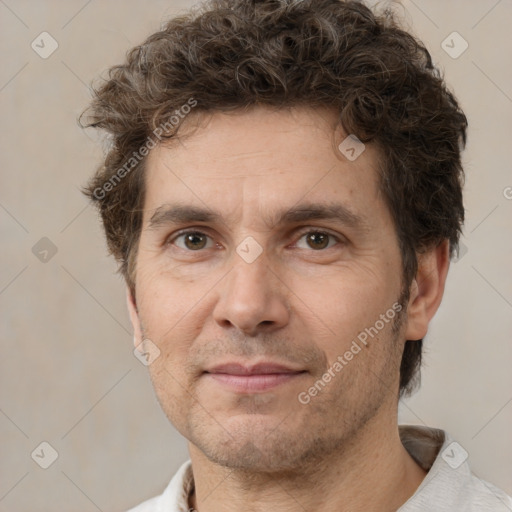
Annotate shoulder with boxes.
[399,426,512,511]
[457,473,512,511]
[124,460,194,512]
[126,495,162,512]
[401,463,512,511]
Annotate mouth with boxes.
[203,362,307,393]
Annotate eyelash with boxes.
[167,228,344,252]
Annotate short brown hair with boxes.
[81,0,467,396]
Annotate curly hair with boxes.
[81,0,467,397]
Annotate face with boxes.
[128,107,410,472]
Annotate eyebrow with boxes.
[147,202,367,231]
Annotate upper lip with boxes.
[205,362,305,375]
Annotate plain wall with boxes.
[1,1,511,510]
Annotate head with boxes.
[82,0,466,472]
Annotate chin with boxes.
[187,412,335,474]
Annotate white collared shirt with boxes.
[127,426,512,511]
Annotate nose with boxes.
[212,253,290,337]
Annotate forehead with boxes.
[142,107,384,227]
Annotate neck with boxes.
[187,415,427,512]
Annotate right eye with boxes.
[170,230,215,251]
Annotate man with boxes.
[82,0,512,510]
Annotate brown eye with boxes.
[295,231,338,251]
[185,233,207,250]
[306,232,330,250]
[173,231,213,251]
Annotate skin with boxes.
[127,106,450,512]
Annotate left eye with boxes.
[295,231,339,250]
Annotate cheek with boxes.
[136,263,208,335]
[288,267,399,360]
[147,363,194,436]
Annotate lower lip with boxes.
[205,372,305,392]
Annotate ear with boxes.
[404,240,451,341]
[126,286,143,347]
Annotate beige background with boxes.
[1,0,511,510]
